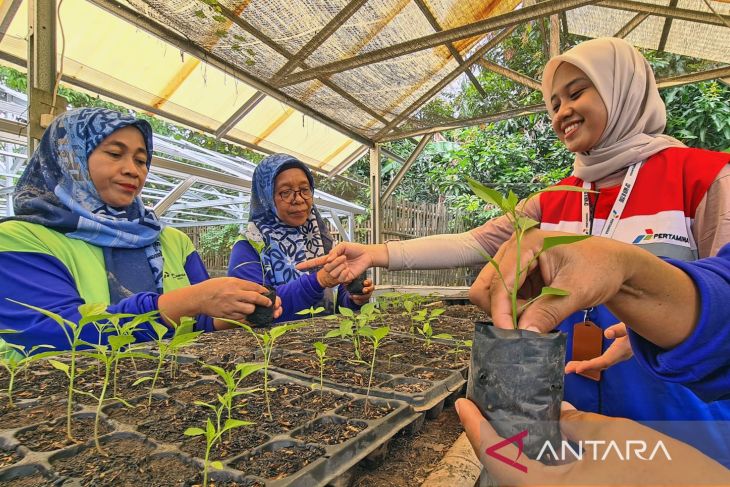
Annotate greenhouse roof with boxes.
[0,0,728,176]
[0,84,365,229]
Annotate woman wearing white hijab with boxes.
[300,37,730,466]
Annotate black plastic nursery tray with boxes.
[0,368,419,487]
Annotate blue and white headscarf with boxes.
[245,154,333,287]
[8,108,163,304]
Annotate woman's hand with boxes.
[297,243,388,283]
[349,278,374,306]
[213,294,282,330]
[455,398,730,485]
[159,277,281,326]
[316,268,340,288]
[565,323,633,376]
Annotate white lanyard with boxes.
[581,162,643,237]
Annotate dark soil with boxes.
[0,399,75,430]
[289,390,351,411]
[50,436,154,485]
[5,370,68,401]
[136,402,210,445]
[0,470,56,487]
[378,378,431,394]
[404,368,454,381]
[231,443,325,481]
[236,401,316,435]
[292,416,367,445]
[104,396,178,427]
[441,304,490,322]
[336,399,395,420]
[15,414,113,452]
[168,380,223,404]
[180,427,270,461]
[351,406,464,487]
[0,447,21,468]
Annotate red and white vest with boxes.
[540,147,728,261]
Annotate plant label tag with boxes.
[572,321,603,381]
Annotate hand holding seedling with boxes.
[469,230,699,349]
[157,277,278,326]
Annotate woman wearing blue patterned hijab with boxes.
[228,153,373,322]
[0,108,280,350]
[10,108,162,303]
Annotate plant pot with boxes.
[467,322,566,463]
[247,286,277,327]
[346,273,367,295]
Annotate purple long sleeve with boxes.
[629,243,730,402]
[0,249,215,350]
[228,240,361,322]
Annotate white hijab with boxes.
[541,37,685,183]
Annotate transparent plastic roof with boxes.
[0,0,727,174]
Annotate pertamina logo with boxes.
[632,228,689,245]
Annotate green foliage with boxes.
[0,336,56,407]
[223,320,305,419]
[312,341,329,397]
[133,316,201,406]
[198,225,241,257]
[663,81,730,151]
[358,325,390,411]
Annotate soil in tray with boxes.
[0,447,21,469]
[0,399,78,430]
[378,378,432,394]
[180,427,270,461]
[289,390,352,412]
[336,399,395,421]
[136,401,210,444]
[4,370,68,401]
[231,443,326,481]
[377,314,475,339]
[168,380,224,404]
[404,367,454,381]
[236,400,316,435]
[273,354,387,389]
[15,414,114,452]
[442,304,490,322]
[292,417,367,445]
[104,396,178,426]
[0,471,55,487]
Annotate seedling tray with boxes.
[0,368,419,487]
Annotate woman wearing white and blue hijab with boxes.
[228,153,373,323]
[0,108,279,350]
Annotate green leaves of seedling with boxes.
[542,234,591,251]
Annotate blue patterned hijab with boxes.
[8,108,163,304]
[245,154,333,287]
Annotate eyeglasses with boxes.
[277,187,313,203]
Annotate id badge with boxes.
[572,321,603,381]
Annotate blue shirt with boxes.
[228,239,361,323]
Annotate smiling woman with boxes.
[228,153,373,324]
[0,108,281,351]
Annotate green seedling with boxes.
[11,300,93,440]
[449,339,473,365]
[467,178,592,329]
[414,308,448,348]
[417,320,453,349]
[359,325,389,413]
[295,305,325,327]
[133,316,202,406]
[324,306,363,361]
[76,322,150,454]
[184,415,253,487]
[221,320,305,419]
[202,362,264,426]
[0,332,56,407]
[349,303,381,362]
[312,342,329,398]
